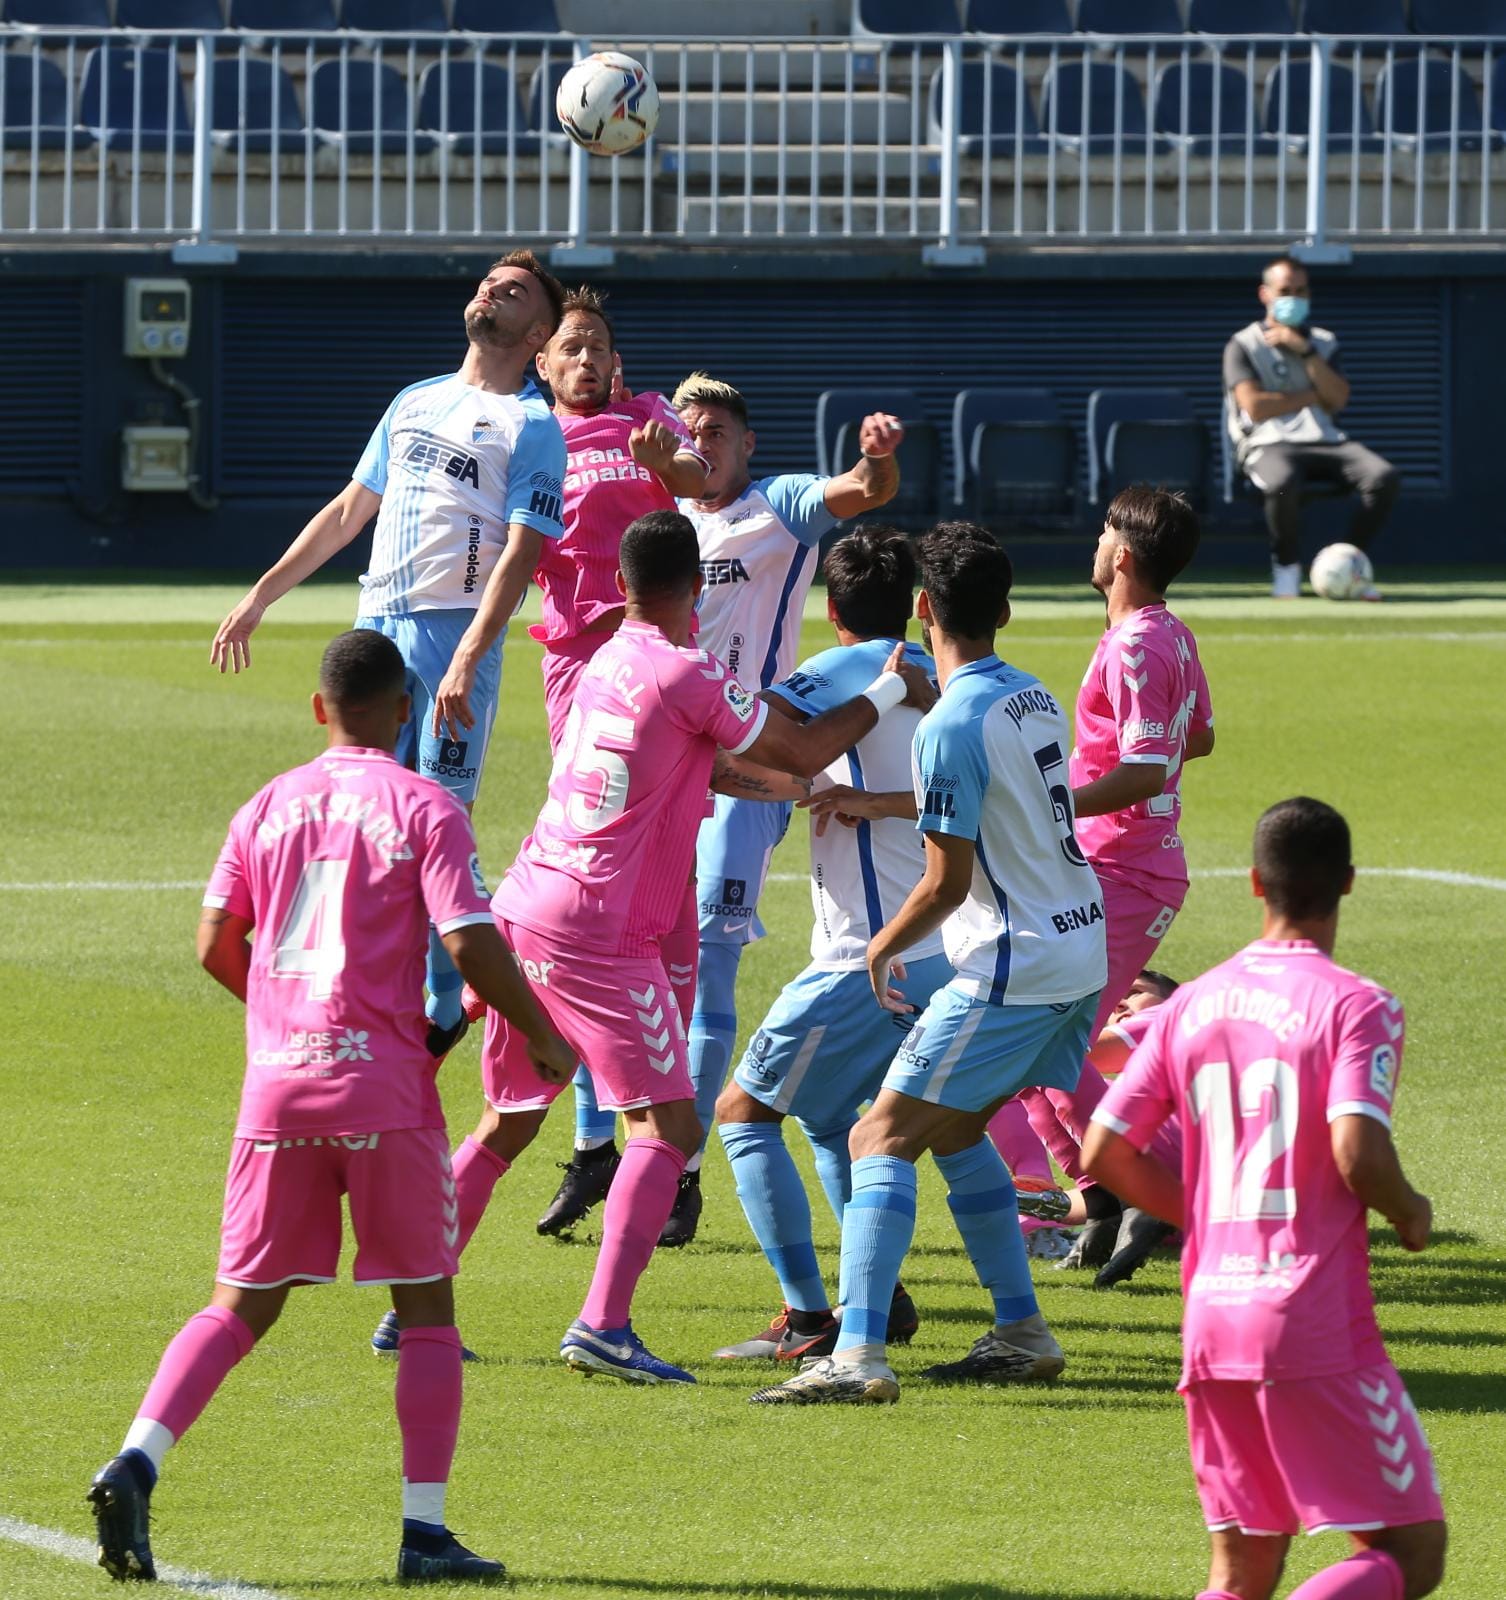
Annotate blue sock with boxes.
[720,1121,829,1313]
[424,926,463,1029]
[799,1118,855,1227]
[572,1064,616,1145]
[688,941,742,1148]
[934,1139,1038,1327]
[834,1155,917,1355]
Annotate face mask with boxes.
[1271,295,1310,327]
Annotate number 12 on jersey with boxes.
[1189,1058,1299,1223]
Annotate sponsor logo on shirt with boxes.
[1050,901,1105,935]
[424,739,477,782]
[703,876,753,919]
[528,487,563,523]
[1191,1249,1299,1296]
[521,958,555,987]
[743,1028,778,1085]
[700,558,750,585]
[403,437,481,488]
[1370,1042,1398,1102]
[1124,719,1166,741]
[252,1133,383,1152]
[251,1026,373,1074]
[464,514,484,596]
[727,630,745,675]
[468,853,489,900]
[723,679,757,721]
[896,1026,930,1073]
[923,783,957,820]
[472,416,499,443]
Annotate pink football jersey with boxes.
[497,620,767,956]
[1094,939,1405,1385]
[1071,603,1211,893]
[531,393,695,645]
[203,747,494,1140]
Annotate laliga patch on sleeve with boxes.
[724,679,757,721]
[469,853,490,900]
[1370,1042,1397,1102]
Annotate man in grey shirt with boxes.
[1224,256,1398,599]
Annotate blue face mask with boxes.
[1271,295,1310,327]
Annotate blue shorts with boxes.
[882,983,1101,1114]
[695,793,792,947]
[733,954,954,1133]
[354,610,503,805]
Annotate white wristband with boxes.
[861,671,906,716]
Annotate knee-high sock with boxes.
[799,1117,856,1229]
[572,1064,616,1146]
[129,1305,256,1465]
[1195,1592,1242,1600]
[688,941,742,1147]
[935,1139,1038,1327]
[833,1155,917,1356]
[450,1135,509,1256]
[579,1137,686,1331]
[425,925,464,1030]
[396,1325,462,1529]
[720,1121,829,1313]
[1286,1551,1405,1600]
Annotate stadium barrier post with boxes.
[924,35,984,267]
[1294,34,1351,265]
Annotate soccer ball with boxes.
[1308,542,1375,601]
[555,52,659,156]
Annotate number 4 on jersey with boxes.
[271,859,349,1000]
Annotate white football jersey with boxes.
[680,473,836,689]
[913,656,1107,1005]
[354,374,565,614]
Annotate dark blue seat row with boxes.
[2,0,560,32]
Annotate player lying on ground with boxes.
[1083,796,1446,1600]
[753,522,1107,1406]
[88,630,575,1586]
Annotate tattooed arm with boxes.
[711,750,813,802]
[197,906,254,1002]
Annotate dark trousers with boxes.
[1243,441,1400,566]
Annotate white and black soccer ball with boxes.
[1309,542,1375,601]
[555,52,659,156]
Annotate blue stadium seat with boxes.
[117,0,226,27]
[1,51,95,149]
[1299,0,1408,35]
[309,57,434,152]
[1153,60,1279,155]
[815,388,928,478]
[1039,59,1150,152]
[526,54,572,135]
[1087,388,1199,505]
[1410,0,1506,37]
[453,0,561,31]
[418,57,539,153]
[228,0,338,29]
[1375,53,1496,150]
[343,0,448,32]
[1188,0,1295,36]
[1077,0,1184,36]
[1263,57,1383,151]
[962,0,1072,34]
[5,0,112,23]
[1105,419,1208,508]
[210,54,305,150]
[926,60,1048,155]
[79,45,195,151]
[952,389,1074,516]
[854,0,961,38]
[833,417,940,521]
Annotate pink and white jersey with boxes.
[1071,603,1211,894]
[203,748,494,1140]
[1093,939,1405,1386]
[530,394,697,645]
[497,620,768,955]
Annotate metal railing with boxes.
[2,25,1504,255]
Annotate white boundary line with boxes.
[0,1513,291,1599]
[768,866,1506,891]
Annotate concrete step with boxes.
[658,143,940,181]
[651,90,920,145]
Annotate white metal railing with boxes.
[2,26,1504,254]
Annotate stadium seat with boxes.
[1,51,95,150]
[1076,0,1184,36]
[1153,60,1278,156]
[228,0,338,30]
[1263,58,1383,151]
[418,57,539,153]
[962,0,1072,35]
[833,417,940,521]
[1105,419,1208,508]
[854,0,961,39]
[1086,388,1200,505]
[309,57,435,152]
[525,54,572,136]
[78,45,196,151]
[5,0,112,23]
[342,0,449,33]
[952,389,1075,517]
[453,0,561,31]
[926,60,1048,156]
[1375,53,1496,150]
[1410,0,1506,37]
[1299,0,1409,36]
[1039,59,1150,153]
[1188,0,1295,37]
[117,0,227,28]
[815,388,927,478]
[210,54,305,151]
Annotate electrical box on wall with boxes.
[122,426,192,491]
[124,278,191,358]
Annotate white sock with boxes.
[122,1418,174,1474]
[833,1342,886,1367]
[684,1151,703,1174]
[402,1479,447,1529]
[574,1135,613,1152]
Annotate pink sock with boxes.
[396,1326,463,1486]
[136,1305,255,1443]
[1287,1550,1405,1600]
[987,1098,1054,1232]
[1196,1592,1241,1599]
[579,1136,686,1330]
[450,1136,509,1255]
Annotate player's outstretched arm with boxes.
[1072,760,1167,819]
[441,922,576,1084]
[628,418,710,498]
[1081,1124,1185,1230]
[197,907,254,1002]
[1332,1114,1432,1252]
[799,784,917,836]
[822,412,904,519]
[210,481,381,673]
[711,749,812,802]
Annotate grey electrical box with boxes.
[122,426,192,491]
[124,278,191,358]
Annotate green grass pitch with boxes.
[0,572,1503,1600]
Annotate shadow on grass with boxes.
[285,1577,1169,1600]
[1404,1367,1506,1414]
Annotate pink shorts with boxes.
[483,919,694,1113]
[541,630,614,752]
[216,1128,458,1289]
[1185,1364,1445,1537]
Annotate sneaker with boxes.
[1271,561,1302,599]
[425,1013,470,1062]
[919,1312,1065,1385]
[749,1353,899,1405]
[1026,1225,1077,1262]
[371,1310,479,1362]
[560,1318,696,1385]
[1054,1211,1121,1270]
[712,1306,839,1361]
[1093,1207,1175,1290]
[886,1282,919,1345]
[657,1169,702,1248]
[1014,1182,1073,1224]
[87,1452,156,1582]
[397,1530,506,1584]
[537,1143,620,1237]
